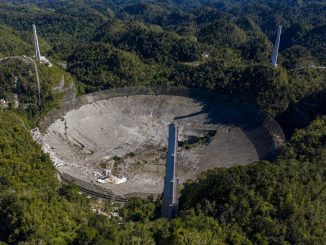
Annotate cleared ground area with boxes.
[41,88,284,198]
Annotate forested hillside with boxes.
[0,111,91,243]
[0,0,325,244]
[0,24,33,57]
[180,117,326,243]
[0,110,325,244]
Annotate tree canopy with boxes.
[0,0,325,244]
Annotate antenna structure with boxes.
[33,24,41,61]
[271,25,282,67]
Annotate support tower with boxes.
[162,123,179,219]
[33,24,41,61]
[271,25,282,67]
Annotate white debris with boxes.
[40,56,52,67]
[94,169,127,185]
[96,179,107,184]
[31,127,66,167]
[31,127,127,184]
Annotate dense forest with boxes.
[0,0,325,244]
[1,109,325,244]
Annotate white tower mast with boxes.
[271,25,282,67]
[33,24,41,61]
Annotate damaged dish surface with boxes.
[39,88,284,197]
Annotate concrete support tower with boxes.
[271,25,282,67]
[33,24,41,61]
[162,123,179,219]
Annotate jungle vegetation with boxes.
[0,0,325,244]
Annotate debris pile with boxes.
[31,127,127,185]
[31,127,65,167]
[93,169,127,185]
